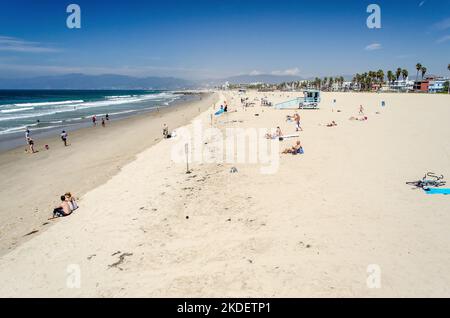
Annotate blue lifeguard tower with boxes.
[274,90,321,109]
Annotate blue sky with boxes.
[0,0,449,79]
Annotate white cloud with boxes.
[436,35,450,43]
[433,18,450,31]
[271,67,300,76]
[365,43,382,51]
[0,35,59,53]
[249,70,262,75]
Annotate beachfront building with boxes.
[428,78,448,93]
[413,79,430,92]
[391,79,414,92]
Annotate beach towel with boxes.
[215,109,224,116]
[423,188,450,195]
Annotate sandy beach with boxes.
[0,92,216,256]
[0,90,449,297]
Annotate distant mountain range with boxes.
[0,74,195,90]
[0,73,354,90]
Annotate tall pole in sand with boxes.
[185,143,190,174]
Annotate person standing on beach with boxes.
[60,130,68,147]
[294,112,303,132]
[25,128,30,143]
[359,105,365,115]
[101,118,106,128]
[92,115,97,126]
[28,138,36,154]
[106,114,109,121]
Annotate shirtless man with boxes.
[53,195,72,218]
[282,140,303,154]
[294,112,303,131]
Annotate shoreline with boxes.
[0,92,217,256]
[0,92,204,152]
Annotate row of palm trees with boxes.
[251,63,449,92]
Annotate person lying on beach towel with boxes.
[52,195,72,218]
[282,140,304,155]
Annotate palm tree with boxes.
[396,68,402,81]
[416,63,422,81]
[402,69,409,81]
[377,69,385,84]
[421,66,427,79]
[387,70,394,87]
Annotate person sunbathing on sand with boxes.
[282,140,303,155]
[52,195,72,218]
[265,126,283,139]
[349,116,367,121]
[327,121,337,127]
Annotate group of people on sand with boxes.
[92,114,109,127]
[25,113,113,155]
[52,192,78,218]
[25,128,69,154]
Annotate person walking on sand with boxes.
[359,105,365,115]
[294,112,303,132]
[27,138,36,154]
[101,117,106,128]
[92,115,97,126]
[60,130,68,147]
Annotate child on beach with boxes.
[101,118,106,127]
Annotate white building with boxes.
[428,78,448,93]
[391,79,414,92]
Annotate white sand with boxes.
[0,91,449,297]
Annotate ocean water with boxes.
[0,90,182,135]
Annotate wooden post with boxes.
[185,143,190,174]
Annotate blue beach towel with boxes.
[423,188,450,195]
[215,109,224,116]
